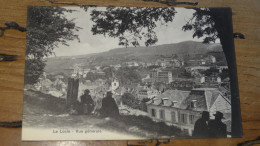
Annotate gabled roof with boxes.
[146,90,190,108]
[180,88,221,111]
[205,90,220,108]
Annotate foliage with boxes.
[202,67,219,76]
[122,93,138,107]
[147,65,160,70]
[121,93,147,111]
[85,72,105,82]
[25,6,80,84]
[115,67,142,85]
[220,68,229,79]
[46,72,69,83]
[90,7,176,47]
[103,66,115,79]
[24,59,46,84]
[153,82,167,92]
[179,69,192,78]
[181,8,234,69]
[182,8,218,43]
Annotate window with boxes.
[171,111,176,123]
[190,102,194,108]
[160,110,165,120]
[151,109,156,117]
[189,115,195,124]
[180,113,187,124]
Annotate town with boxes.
[32,48,231,136]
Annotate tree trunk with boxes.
[212,8,242,137]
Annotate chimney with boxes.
[171,101,177,107]
[162,98,169,105]
[191,100,197,108]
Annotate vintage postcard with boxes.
[22,6,242,140]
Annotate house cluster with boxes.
[187,55,216,66]
[169,79,195,90]
[36,51,231,136]
[145,88,231,136]
[108,79,162,100]
[64,64,90,78]
[34,72,67,97]
[155,58,184,68]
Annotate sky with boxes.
[52,7,218,57]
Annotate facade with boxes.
[149,70,173,83]
[146,88,231,136]
[157,71,173,83]
[137,88,160,99]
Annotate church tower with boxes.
[111,78,119,92]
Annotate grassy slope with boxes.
[23,90,188,139]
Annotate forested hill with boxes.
[101,41,222,57]
[45,41,223,74]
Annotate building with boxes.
[146,88,231,136]
[124,83,139,93]
[111,78,120,93]
[113,64,121,70]
[186,66,211,71]
[157,71,173,83]
[126,61,139,67]
[169,80,195,90]
[199,75,222,87]
[149,70,173,83]
[149,70,158,82]
[137,88,161,99]
[146,90,191,133]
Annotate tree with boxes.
[122,93,137,107]
[85,72,96,82]
[220,68,229,80]
[103,66,115,79]
[182,8,241,137]
[121,93,147,111]
[25,6,80,84]
[115,67,142,85]
[181,8,235,74]
[202,67,219,76]
[90,7,176,47]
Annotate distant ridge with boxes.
[100,41,222,57]
[45,41,223,74]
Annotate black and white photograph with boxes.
[22,6,242,140]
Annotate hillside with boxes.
[102,41,222,57]
[23,90,186,138]
[45,41,223,74]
